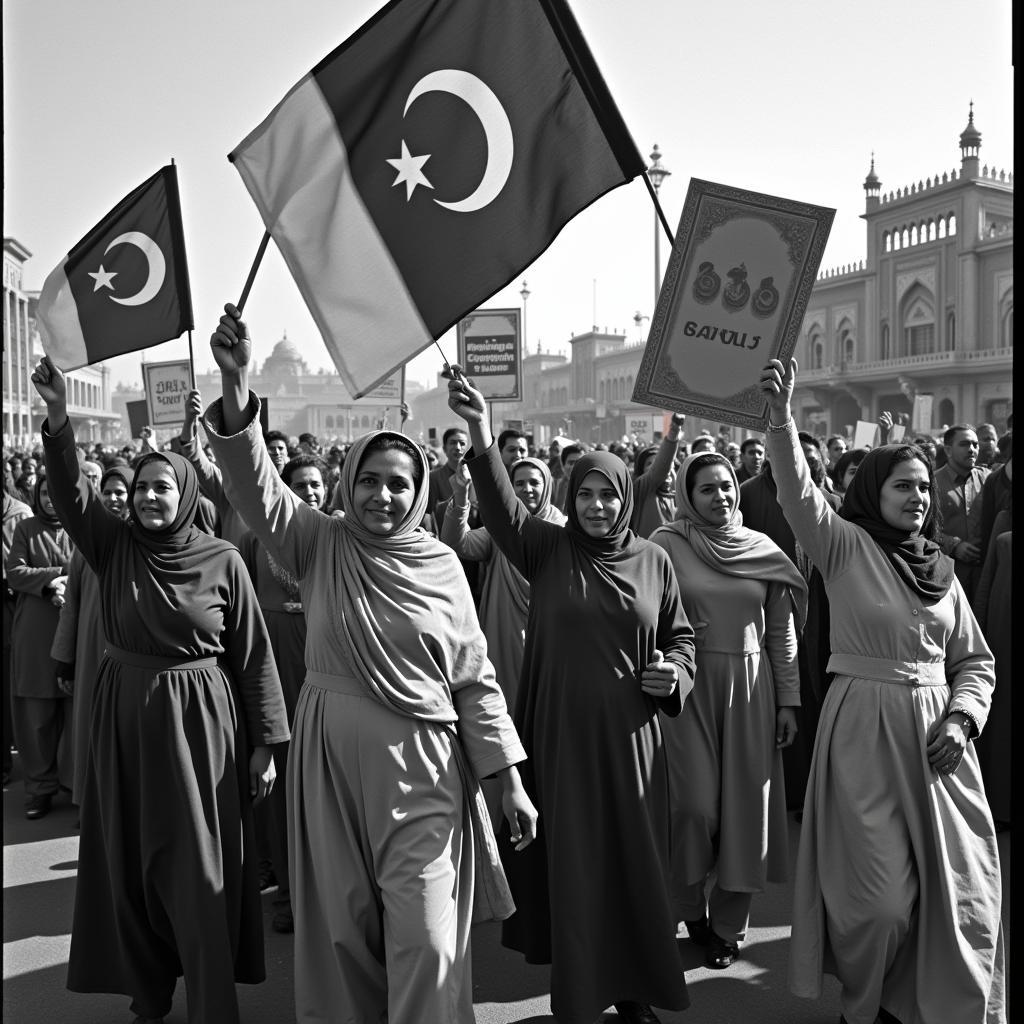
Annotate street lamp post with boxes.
[647,144,671,307]
[519,280,530,361]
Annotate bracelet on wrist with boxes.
[948,708,979,739]
[766,418,792,433]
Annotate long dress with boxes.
[767,420,1004,1024]
[203,400,526,1024]
[43,420,289,1024]
[6,509,74,799]
[648,535,797,934]
[50,547,105,804]
[468,442,694,1024]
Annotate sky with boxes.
[4,0,1014,393]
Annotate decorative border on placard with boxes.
[633,179,835,431]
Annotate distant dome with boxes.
[262,331,308,377]
[270,333,303,363]
[959,102,981,152]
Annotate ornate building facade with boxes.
[4,237,120,447]
[411,107,1012,446]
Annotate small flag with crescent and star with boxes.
[229,0,645,399]
[36,165,194,370]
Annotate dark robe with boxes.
[739,462,839,810]
[44,419,288,1023]
[468,443,695,1024]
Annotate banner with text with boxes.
[142,358,192,428]
[457,308,521,401]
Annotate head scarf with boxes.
[99,464,134,521]
[838,443,953,602]
[330,431,490,721]
[657,452,807,629]
[564,451,637,558]
[633,444,659,478]
[500,457,566,614]
[32,474,62,528]
[128,451,203,553]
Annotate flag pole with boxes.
[187,329,196,389]
[237,230,272,313]
[642,173,675,247]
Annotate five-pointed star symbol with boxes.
[88,265,118,292]
[386,141,434,201]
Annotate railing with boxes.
[877,164,1013,205]
[799,346,1013,379]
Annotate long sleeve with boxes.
[220,551,290,746]
[942,579,996,735]
[173,432,228,513]
[765,419,861,582]
[50,549,85,666]
[466,441,561,581]
[764,580,800,705]
[41,417,121,572]
[653,554,696,717]
[6,523,66,596]
[201,393,325,581]
[439,497,494,561]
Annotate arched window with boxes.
[627,375,634,395]
[881,322,890,360]
[883,231,891,252]
[948,213,957,235]
[325,414,334,428]
[902,228,910,248]
[937,398,955,427]
[938,216,946,238]
[361,415,371,428]
[599,379,606,402]
[945,310,956,351]
[910,225,919,246]
[808,330,824,370]
[901,283,935,356]
[928,220,936,241]
[998,287,1013,349]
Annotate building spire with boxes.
[959,100,981,168]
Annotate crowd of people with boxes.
[1,310,1009,1024]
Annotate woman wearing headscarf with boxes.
[760,359,1004,1024]
[201,304,537,1024]
[629,413,686,539]
[448,369,696,1024]
[650,452,806,970]
[440,455,566,827]
[34,355,289,1024]
[51,463,134,809]
[6,472,74,820]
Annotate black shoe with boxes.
[25,794,52,820]
[613,1002,661,1024]
[271,906,294,933]
[684,914,712,947]
[705,932,740,969]
[258,867,278,893]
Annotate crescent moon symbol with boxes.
[104,232,166,307]
[405,70,513,214]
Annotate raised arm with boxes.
[642,414,686,489]
[201,305,323,579]
[759,358,859,579]
[438,461,493,561]
[33,356,118,568]
[173,389,231,512]
[447,368,558,578]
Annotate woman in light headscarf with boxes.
[35,355,288,1024]
[650,452,806,971]
[51,463,134,809]
[448,369,696,1024]
[760,358,1003,1024]
[202,303,537,1024]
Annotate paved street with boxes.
[4,758,1009,1024]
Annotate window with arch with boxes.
[902,228,910,248]
[998,288,1013,349]
[901,284,935,356]
[938,216,946,238]
[948,213,956,235]
[838,324,855,364]
[910,225,919,246]
[928,220,936,241]
[881,322,890,360]
[325,414,334,429]
[884,231,891,252]
[808,329,824,370]
[361,415,371,428]
[945,310,956,351]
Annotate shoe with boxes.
[25,794,52,820]
[258,866,278,893]
[705,932,740,969]
[684,914,712,947]
[271,906,294,933]
[613,1002,661,1024]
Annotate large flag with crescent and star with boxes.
[229,0,646,398]
[36,165,194,370]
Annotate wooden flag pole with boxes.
[187,329,196,390]
[237,230,272,313]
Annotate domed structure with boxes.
[261,331,309,378]
[959,101,981,161]
[863,152,881,197]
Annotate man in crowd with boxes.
[426,427,469,511]
[735,438,765,483]
[496,428,529,474]
[975,422,999,468]
[264,430,291,476]
[554,443,586,512]
[934,424,989,602]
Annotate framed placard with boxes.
[632,179,834,431]
[142,358,192,428]
[457,308,521,401]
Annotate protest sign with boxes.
[457,309,521,401]
[632,179,834,431]
[852,420,878,449]
[142,358,192,428]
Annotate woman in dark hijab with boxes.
[6,472,73,819]
[51,463,134,809]
[760,359,1003,1024]
[34,356,289,1024]
[449,369,696,1024]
